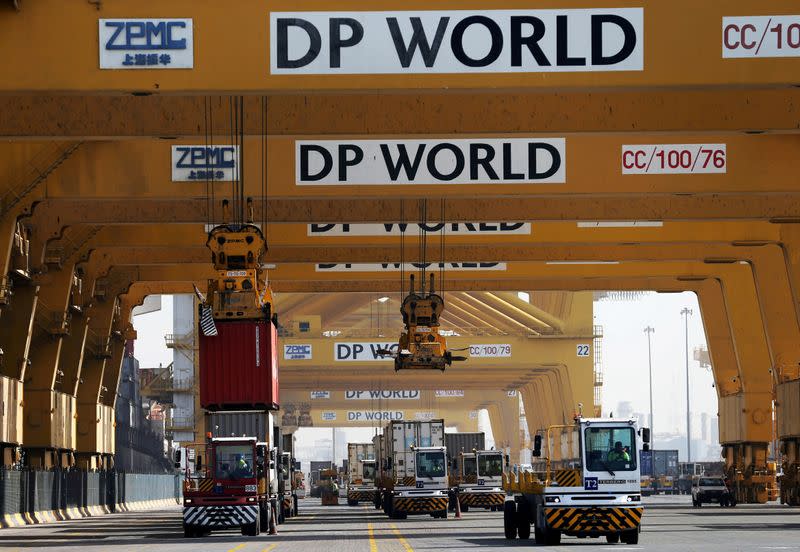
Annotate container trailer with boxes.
[179,411,278,537]
[376,420,449,519]
[347,442,377,506]
[445,432,506,512]
[278,432,299,520]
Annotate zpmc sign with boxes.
[271,9,643,74]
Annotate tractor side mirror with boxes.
[641,428,651,451]
[174,449,182,469]
[532,435,542,458]
[195,455,203,471]
[505,454,510,466]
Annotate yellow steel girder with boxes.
[22,197,800,233]
[7,136,799,200]
[1,90,799,138]
[1,0,798,92]
[6,221,785,281]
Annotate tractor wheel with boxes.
[503,501,517,539]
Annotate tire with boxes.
[461,503,469,513]
[183,524,195,538]
[503,501,517,539]
[347,499,357,506]
[441,509,448,519]
[294,495,299,516]
[242,516,260,537]
[518,520,531,540]
[260,502,270,529]
[621,528,639,545]
[606,533,620,544]
[545,529,561,545]
[517,502,531,540]
[534,525,546,545]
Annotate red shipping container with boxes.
[200,319,279,411]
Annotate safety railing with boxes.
[164,332,193,348]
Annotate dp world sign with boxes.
[271,9,643,74]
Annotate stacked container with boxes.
[383,420,445,483]
[199,319,279,411]
[444,432,485,461]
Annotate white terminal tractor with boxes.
[503,414,649,545]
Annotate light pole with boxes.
[644,326,655,446]
[681,307,693,462]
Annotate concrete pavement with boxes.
[1,496,799,551]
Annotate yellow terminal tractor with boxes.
[503,416,648,545]
[379,274,466,371]
[319,468,340,506]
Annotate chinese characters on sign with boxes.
[99,19,194,69]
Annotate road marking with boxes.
[229,544,247,552]
[368,522,378,552]
[262,544,278,552]
[390,523,414,552]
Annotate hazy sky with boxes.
[132,292,715,447]
[132,295,174,369]
[595,291,715,435]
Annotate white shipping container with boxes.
[348,442,375,478]
[373,431,388,483]
[384,420,445,482]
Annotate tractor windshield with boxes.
[215,444,255,480]
[463,456,477,477]
[417,451,446,478]
[478,453,503,477]
[584,427,637,473]
[362,462,376,481]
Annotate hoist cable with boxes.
[239,95,245,226]
[228,96,235,225]
[400,200,405,298]
[203,97,210,228]
[209,98,215,225]
[419,199,427,294]
[440,199,445,298]
[268,96,269,249]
